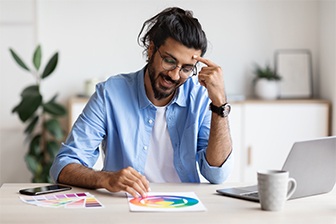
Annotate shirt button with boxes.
[149,119,153,124]
[143,146,148,150]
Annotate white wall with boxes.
[318,1,336,135]
[35,0,321,103]
[0,0,37,184]
[0,0,335,185]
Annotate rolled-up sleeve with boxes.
[198,149,234,184]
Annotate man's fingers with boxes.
[104,167,150,198]
[120,167,150,197]
[129,168,150,192]
[193,55,217,67]
[124,185,140,198]
[124,177,148,198]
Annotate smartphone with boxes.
[19,184,72,195]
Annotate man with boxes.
[50,7,233,198]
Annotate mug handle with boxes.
[286,177,297,200]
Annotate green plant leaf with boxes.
[25,154,38,174]
[41,162,53,183]
[43,101,67,116]
[12,92,42,122]
[28,135,41,156]
[42,52,58,79]
[21,85,39,98]
[12,104,20,114]
[9,48,30,71]
[33,45,42,71]
[48,93,58,103]
[25,116,39,134]
[33,162,43,182]
[46,140,60,158]
[45,118,64,140]
[36,151,45,165]
[47,175,53,183]
[253,63,281,81]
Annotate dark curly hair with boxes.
[138,7,207,61]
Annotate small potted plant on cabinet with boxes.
[253,63,282,100]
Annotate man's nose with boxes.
[168,67,181,81]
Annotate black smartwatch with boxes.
[209,102,231,117]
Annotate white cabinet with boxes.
[229,100,330,183]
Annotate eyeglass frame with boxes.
[155,46,198,79]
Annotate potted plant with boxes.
[253,63,282,100]
[9,45,67,183]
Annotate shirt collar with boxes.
[138,66,151,110]
[137,65,187,109]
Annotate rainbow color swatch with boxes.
[130,195,198,208]
[20,192,104,209]
[128,192,206,212]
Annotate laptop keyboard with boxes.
[241,191,259,198]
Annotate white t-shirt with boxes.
[144,106,181,183]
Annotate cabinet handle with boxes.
[248,146,252,166]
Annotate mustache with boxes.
[159,73,179,84]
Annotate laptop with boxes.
[216,136,336,202]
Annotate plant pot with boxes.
[255,79,279,100]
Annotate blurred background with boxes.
[0,0,335,185]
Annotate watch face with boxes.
[223,104,231,117]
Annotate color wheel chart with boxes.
[20,192,104,209]
[128,192,206,212]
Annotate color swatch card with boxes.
[20,192,104,209]
[127,192,206,212]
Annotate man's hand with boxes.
[102,166,150,198]
[193,55,226,106]
[58,164,150,199]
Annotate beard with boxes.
[147,58,184,101]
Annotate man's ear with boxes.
[148,41,155,59]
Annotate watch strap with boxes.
[209,102,231,117]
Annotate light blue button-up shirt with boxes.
[50,66,233,184]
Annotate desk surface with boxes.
[1,183,335,224]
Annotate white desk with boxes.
[1,183,335,224]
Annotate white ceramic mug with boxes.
[257,170,297,211]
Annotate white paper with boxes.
[127,192,206,212]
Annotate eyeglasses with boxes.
[156,47,197,79]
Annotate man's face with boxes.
[147,38,202,101]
